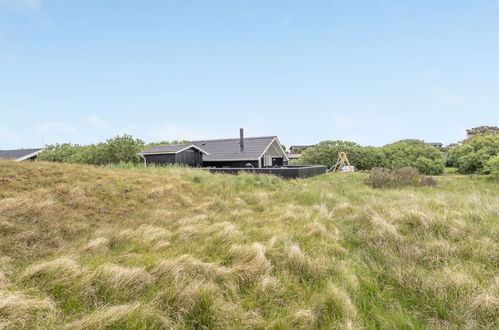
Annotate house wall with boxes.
[175,149,203,167]
[202,160,259,168]
[145,149,204,167]
[144,154,177,166]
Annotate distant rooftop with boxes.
[0,148,44,161]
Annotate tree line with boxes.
[294,126,499,176]
[36,126,499,177]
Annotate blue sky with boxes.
[1,0,498,149]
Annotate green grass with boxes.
[0,160,498,329]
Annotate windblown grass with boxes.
[0,159,498,328]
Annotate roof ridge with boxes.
[0,148,43,152]
[147,143,194,147]
[190,136,276,143]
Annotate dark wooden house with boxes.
[139,144,208,167]
[139,129,289,169]
[190,129,289,168]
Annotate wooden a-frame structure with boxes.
[328,152,353,173]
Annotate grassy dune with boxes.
[0,160,498,329]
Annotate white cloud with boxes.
[0,0,42,10]
[35,120,79,135]
[85,115,110,130]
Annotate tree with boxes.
[295,140,381,170]
[447,134,499,174]
[381,140,445,175]
[466,126,499,137]
[37,134,145,165]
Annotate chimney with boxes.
[239,128,244,152]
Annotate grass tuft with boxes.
[90,264,154,298]
[65,302,170,329]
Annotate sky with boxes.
[1,0,498,150]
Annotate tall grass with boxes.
[0,159,498,328]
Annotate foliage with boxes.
[295,141,386,171]
[366,167,438,188]
[0,160,497,328]
[466,126,499,137]
[296,140,444,175]
[145,140,188,148]
[37,134,145,165]
[447,134,499,174]
[380,140,445,175]
[484,155,499,182]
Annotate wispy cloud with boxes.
[35,120,79,135]
[85,115,110,130]
[0,0,42,10]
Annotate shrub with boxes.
[366,167,437,188]
[37,143,80,162]
[447,134,499,174]
[381,140,445,175]
[296,139,444,174]
[37,134,144,166]
[484,155,499,181]
[296,141,387,171]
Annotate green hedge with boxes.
[447,134,499,174]
[37,135,145,165]
[296,140,445,175]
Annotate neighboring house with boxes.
[289,145,315,153]
[140,129,289,168]
[0,148,44,162]
[287,153,302,161]
[427,142,444,148]
[139,144,208,167]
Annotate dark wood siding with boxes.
[175,149,203,167]
[144,148,204,167]
[202,160,258,168]
[144,154,176,166]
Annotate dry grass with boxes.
[91,264,154,297]
[65,302,170,329]
[0,290,57,327]
[0,159,498,328]
[84,237,110,252]
[19,257,84,289]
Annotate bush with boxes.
[484,155,499,181]
[447,134,499,174]
[296,141,388,171]
[296,139,444,175]
[366,167,437,188]
[36,143,81,162]
[37,134,145,166]
[381,140,445,175]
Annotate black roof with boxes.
[190,136,278,161]
[140,144,208,155]
[0,148,43,161]
[289,145,315,150]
